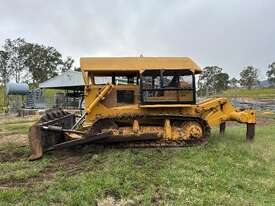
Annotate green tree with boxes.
[215,72,229,92]
[3,38,27,83]
[266,62,275,85]
[198,66,229,95]
[20,43,63,84]
[228,77,239,88]
[61,56,74,73]
[239,66,259,89]
[0,50,10,85]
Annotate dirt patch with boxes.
[0,149,96,188]
[0,133,28,145]
[48,150,87,175]
[0,165,57,188]
[150,185,165,205]
[0,134,29,162]
[0,147,28,163]
[96,196,136,206]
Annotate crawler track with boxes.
[31,111,211,156]
[88,114,211,148]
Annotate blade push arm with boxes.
[198,98,256,140]
[72,82,114,129]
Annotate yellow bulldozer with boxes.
[28,57,256,160]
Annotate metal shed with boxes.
[39,71,85,109]
[39,70,84,90]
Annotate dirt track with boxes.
[0,114,39,146]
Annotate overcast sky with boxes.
[1,0,274,79]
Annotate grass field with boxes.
[0,121,274,205]
[220,88,275,99]
[0,122,33,135]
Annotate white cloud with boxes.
[0,0,274,79]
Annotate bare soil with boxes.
[0,149,90,188]
[0,133,28,145]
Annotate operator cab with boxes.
[91,71,139,105]
[140,70,196,104]
[80,57,201,107]
[89,69,196,106]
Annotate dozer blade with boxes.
[28,109,76,160]
[28,125,43,161]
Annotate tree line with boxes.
[1,37,275,94]
[0,38,79,86]
[198,63,275,96]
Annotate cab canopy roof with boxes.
[80,57,202,74]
